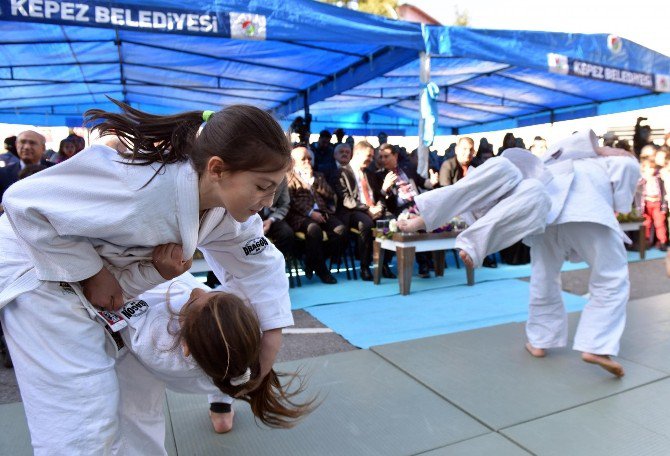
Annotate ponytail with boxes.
[85,97,203,167]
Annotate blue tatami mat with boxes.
[290,248,661,310]
[306,279,587,349]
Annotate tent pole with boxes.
[303,91,312,135]
[417,51,430,178]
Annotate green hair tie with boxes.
[202,110,215,122]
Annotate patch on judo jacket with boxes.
[119,300,150,320]
[242,237,269,256]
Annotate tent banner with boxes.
[0,0,267,39]
[548,53,670,93]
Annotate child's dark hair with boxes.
[84,98,292,176]
[178,292,315,428]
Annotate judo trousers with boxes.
[1,281,123,455]
[527,223,629,356]
[415,157,550,267]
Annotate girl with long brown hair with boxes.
[0,99,294,454]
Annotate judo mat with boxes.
[3,294,670,455]
[306,279,588,349]
[289,248,665,310]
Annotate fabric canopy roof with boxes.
[1,0,669,135]
[0,0,422,126]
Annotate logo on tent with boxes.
[608,35,623,54]
[547,53,569,75]
[230,13,266,40]
[655,74,670,93]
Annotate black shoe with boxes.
[304,264,314,279]
[660,243,668,252]
[482,257,498,268]
[418,265,431,279]
[381,264,396,279]
[360,267,373,281]
[318,272,338,284]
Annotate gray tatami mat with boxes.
[421,433,531,455]
[619,293,670,373]
[0,402,32,455]
[371,320,666,430]
[166,349,488,456]
[501,377,670,456]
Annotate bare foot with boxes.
[525,342,546,357]
[397,216,426,233]
[581,352,625,377]
[209,409,235,434]
[459,250,475,269]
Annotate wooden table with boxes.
[619,221,646,259]
[373,231,475,295]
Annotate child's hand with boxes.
[81,267,124,310]
[152,243,193,280]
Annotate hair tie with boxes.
[202,110,215,123]
[229,367,251,386]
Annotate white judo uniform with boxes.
[113,273,234,455]
[414,130,640,356]
[0,145,293,455]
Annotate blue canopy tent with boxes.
[0,0,668,137]
[301,26,670,136]
[0,0,423,126]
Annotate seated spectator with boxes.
[515,137,527,149]
[0,130,52,203]
[602,131,618,147]
[260,178,295,260]
[311,130,337,185]
[286,145,345,284]
[439,136,479,187]
[67,133,86,153]
[377,132,388,149]
[639,158,667,251]
[49,137,78,164]
[334,128,346,144]
[345,135,355,149]
[498,132,516,154]
[476,138,494,162]
[4,136,17,158]
[616,139,632,152]
[335,142,380,281]
[330,143,352,188]
[529,136,547,157]
[376,143,436,277]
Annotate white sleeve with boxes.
[603,156,641,213]
[3,179,103,282]
[199,214,293,331]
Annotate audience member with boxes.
[498,132,516,154]
[634,116,652,157]
[260,178,295,259]
[0,130,52,203]
[334,147,376,281]
[602,131,618,147]
[514,137,527,149]
[377,132,388,149]
[286,145,344,284]
[345,135,355,149]
[639,158,667,250]
[438,137,479,187]
[375,143,436,277]
[334,128,346,144]
[615,139,632,152]
[529,136,547,157]
[3,136,17,158]
[330,143,352,189]
[311,130,337,184]
[49,137,77,164]
[476,138,494,162]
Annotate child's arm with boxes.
[105,244,193,301]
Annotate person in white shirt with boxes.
[399,130,639,377]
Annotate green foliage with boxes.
[320,0,399,18]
